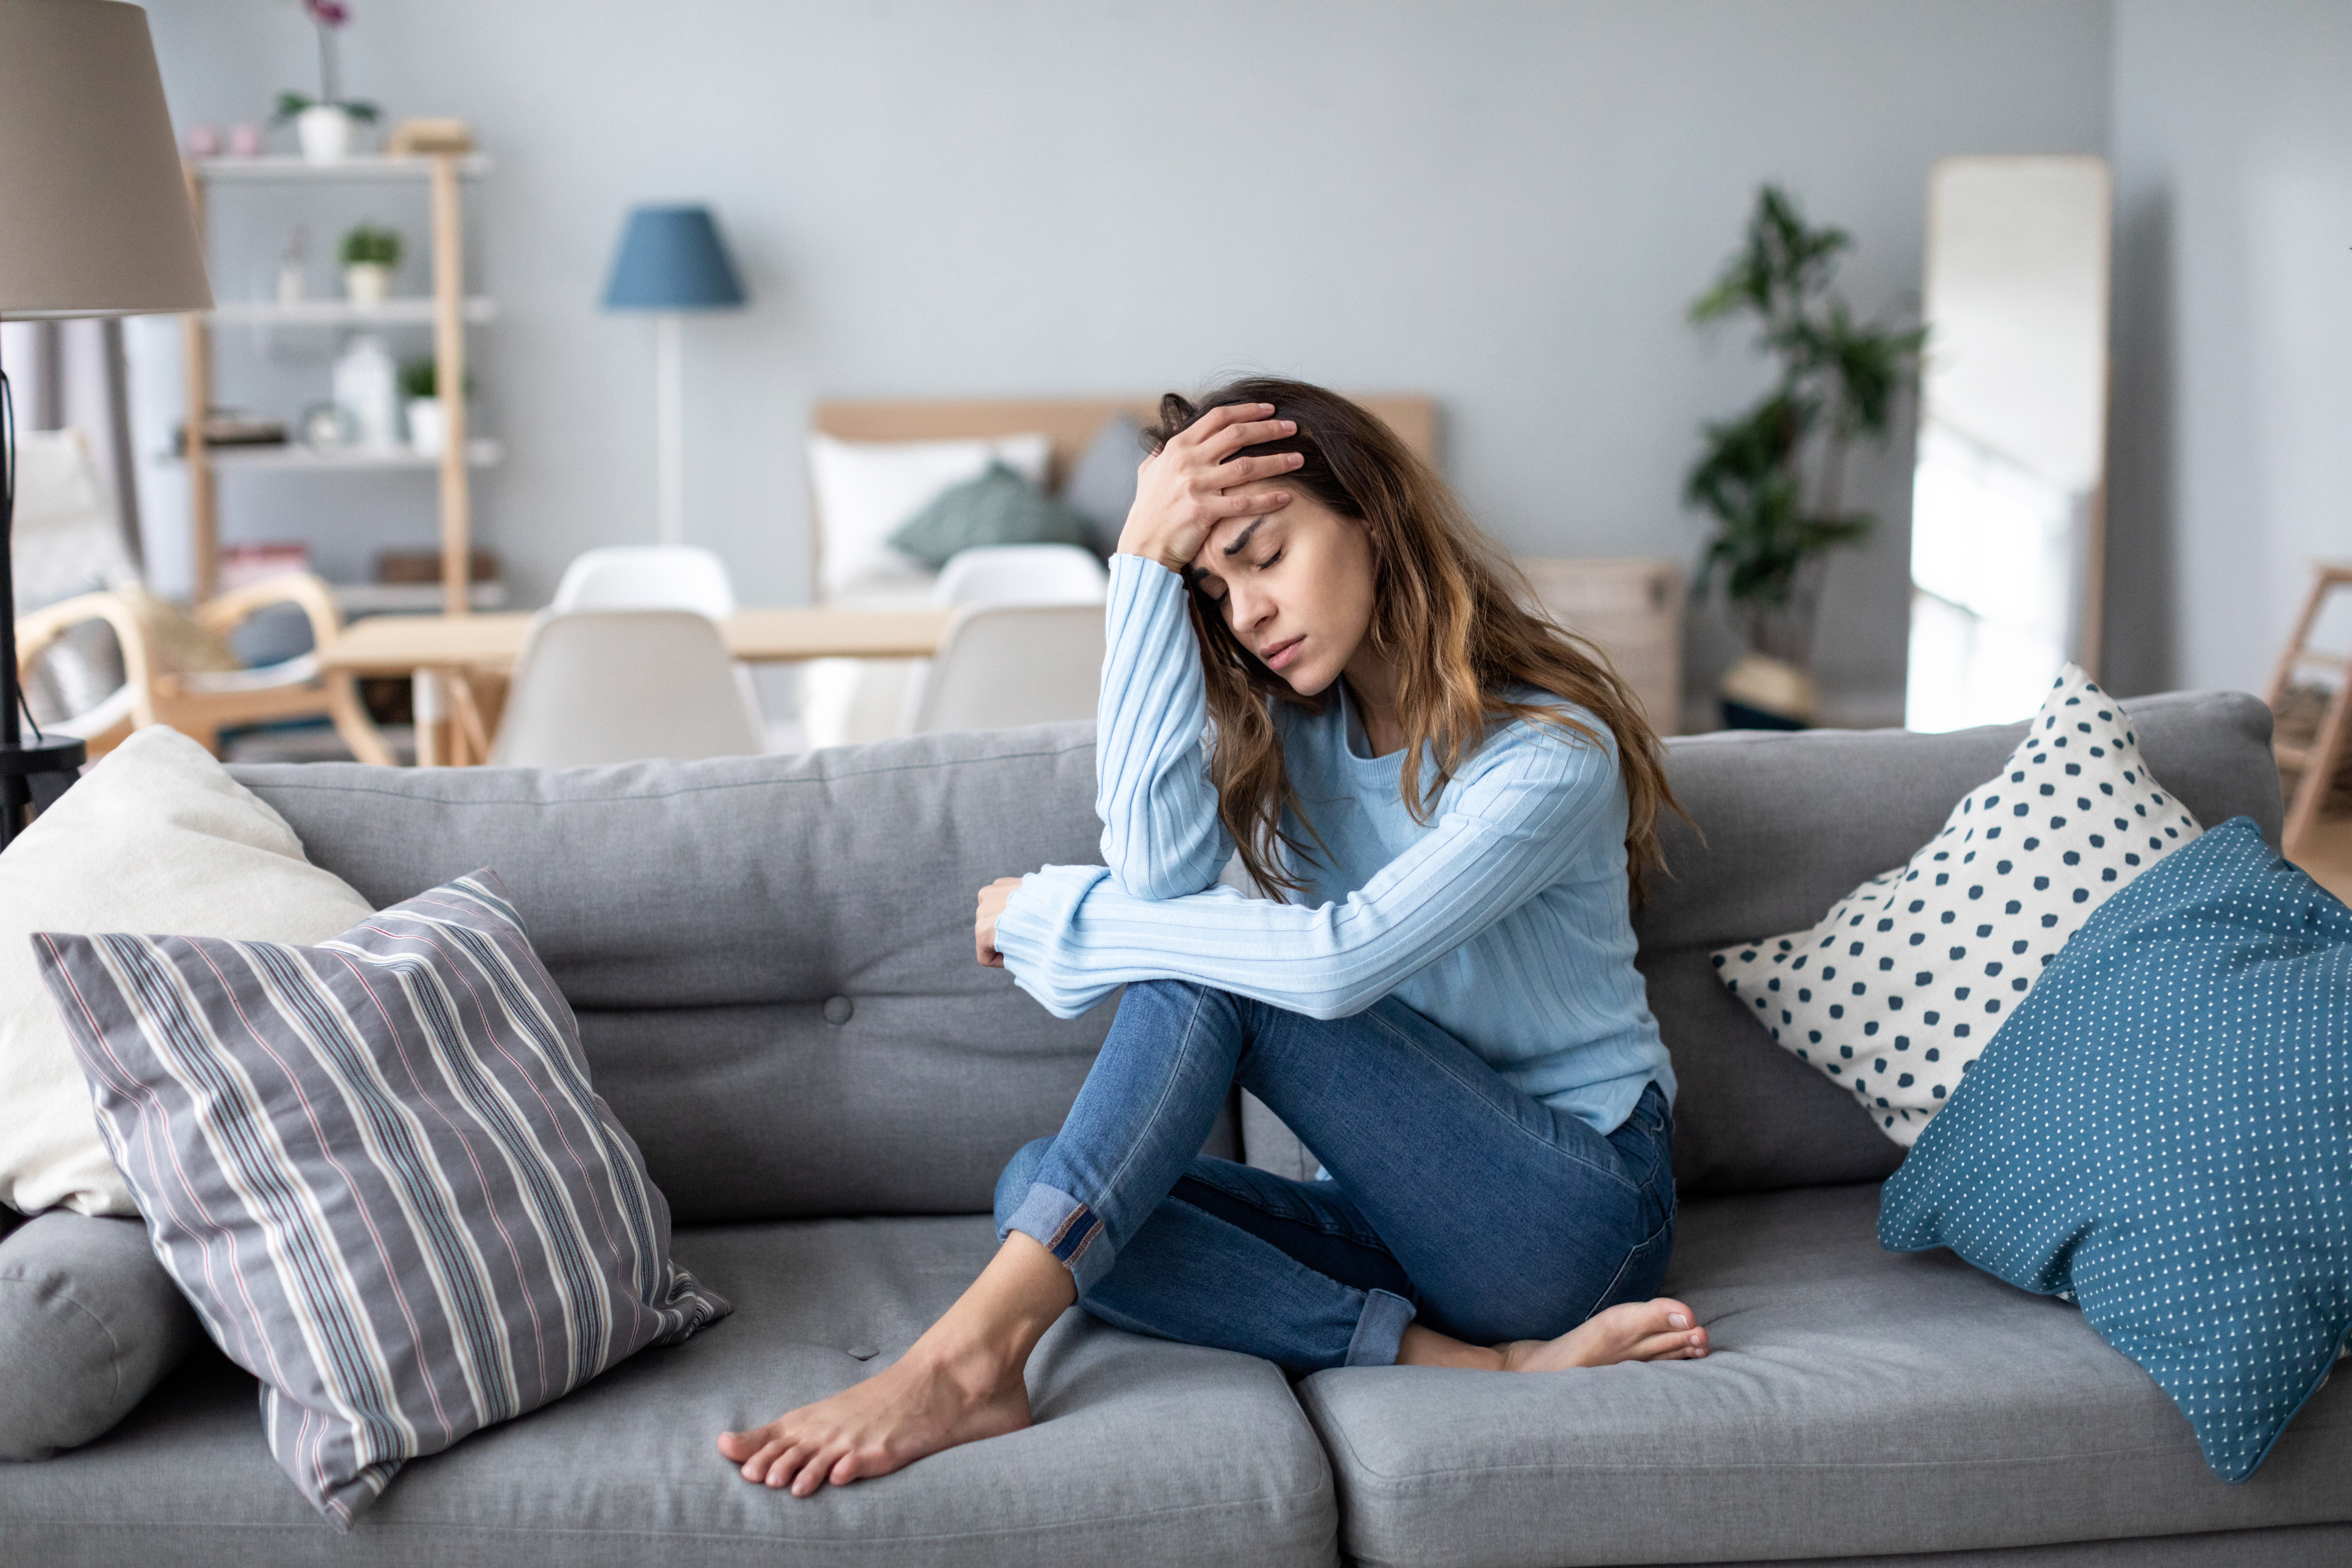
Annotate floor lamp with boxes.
[1,0,214,848]
[600,206,747,547]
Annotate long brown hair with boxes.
[1146,377,1681,901]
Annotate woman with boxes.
[719,379,1705,1497]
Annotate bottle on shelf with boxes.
[331,333,400,452]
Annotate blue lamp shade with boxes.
[600,205,747,311]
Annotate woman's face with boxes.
[1185,477,1376,698]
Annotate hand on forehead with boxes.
[1190,481,1289,575]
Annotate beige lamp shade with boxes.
[0,0,211,319]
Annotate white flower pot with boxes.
[296,103,354,164]
[406,397,445,458]
[343,263,388,307]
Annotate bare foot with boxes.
[716,1231,1074,1496]
[716,1346,1034,1496]
[1499,1297,1708,1372]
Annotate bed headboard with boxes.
[810,393,1440,494]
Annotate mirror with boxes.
[1905,155,2112,732]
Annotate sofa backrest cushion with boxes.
[234,691,2278,1216]
[1639,690,2281,1194]
[237,726,1159,1224]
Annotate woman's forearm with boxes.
[1009,721,1617,1019]
[1096,556,1233,900]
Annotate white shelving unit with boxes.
[208,298,497,326]
[165,439,504,472]
[180,153,492,614]
[192,153,492,184]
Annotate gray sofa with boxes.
[5,691,2350,1567]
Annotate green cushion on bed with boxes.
[887,460,1095,572]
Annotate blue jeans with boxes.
[995,979,1676,1374]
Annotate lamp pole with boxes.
[656,311,684,547]
[1,322,90,848]
[599,205,744,548]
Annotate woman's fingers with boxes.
[1116,405,1293,568]
[1214,451,1303,489]
[1217,486,1291,517]
[975,877,1020,967]
[1171,401,1275,452]
[1195,414,1297,461]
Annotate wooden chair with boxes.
[2265,561,2352,858]
[15,573,395,765]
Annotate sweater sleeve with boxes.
[1094,553,1234,901]
[995,714,1620,1020]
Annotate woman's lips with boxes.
[1261,635,1305,671]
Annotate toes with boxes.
[718,1425,772,1461]
[762,1445,808,1488]
[1627,1326,1710,1361]
[792,1440,852,1497]
[740,1439,786,1482]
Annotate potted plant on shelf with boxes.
[1686,184,1923,729]
[275,1,378,163]
[340,223,401,306]
[399,357,474,458]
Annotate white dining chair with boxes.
[542,545,786,746]
[551,546,737,617]
[489,609,766,767]
[931,544,1108,608]
[888,546,1110,735]
[902,604,1107,735]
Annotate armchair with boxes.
[14,573,394,765]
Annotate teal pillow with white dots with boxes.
[1878,816,2352,1482]
[1712,665,2201,1144]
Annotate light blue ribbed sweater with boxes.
[992,554,1675,1135]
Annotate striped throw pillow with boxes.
[33,870,730,1529]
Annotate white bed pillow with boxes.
[1712,665,2203,1146]
[807,432,1051,600]
[0,725,374,1216]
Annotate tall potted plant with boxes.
[275,1,378,163]
[1687,184,1923,727]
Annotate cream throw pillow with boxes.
[0,725,373,1216]
[1711,665,2203,1146]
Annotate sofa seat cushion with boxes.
[1298,1185,2352,1568]
[0,1216,1338,1568]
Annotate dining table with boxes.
[317,606,958,766]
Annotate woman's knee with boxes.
[993,1136,1056,1233]
[1115,978,1245,1035]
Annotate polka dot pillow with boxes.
[1712,665,2202,1144]
[1879,816,2352,1482]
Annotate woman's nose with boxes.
[1228,587,1276,633]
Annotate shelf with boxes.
[334,581,509,616]
[163,439,504,472]
[209,298,497,326]
[190,154,493,183]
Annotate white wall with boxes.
[2107,0,2352,698]
[137,0,2112,717]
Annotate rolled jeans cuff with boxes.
[1003,1181,1114,1296]
[1345,1288,1417,1368]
